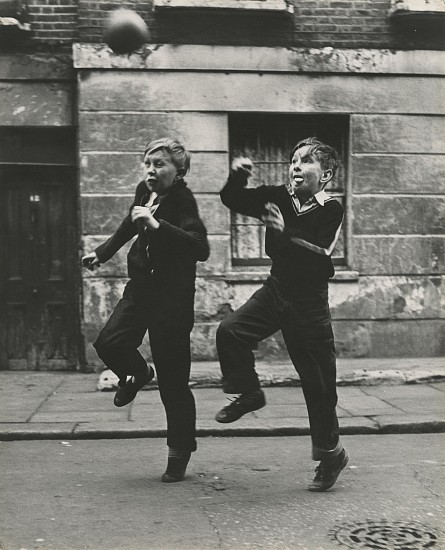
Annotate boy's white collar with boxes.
[313,189,329,206]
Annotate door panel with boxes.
[0,166,79,370]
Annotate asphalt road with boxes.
[1,434,444,550]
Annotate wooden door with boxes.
[0,166,79,370]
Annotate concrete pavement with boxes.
[0,357,444,441]
[2,435,444,550]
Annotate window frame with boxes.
[228,113,349,269]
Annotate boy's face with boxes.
[143,148,178,195]
[287,145,331,201]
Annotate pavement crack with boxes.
[205,508,223,548]
[360,388,407,413]
[413,467,441,498]
[25,376,67,423]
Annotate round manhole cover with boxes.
[330,520,439,549]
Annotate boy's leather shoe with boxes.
[161,453,191,483]
[215,390,266,423]
[113,365,154,407]
[308,448,349,492]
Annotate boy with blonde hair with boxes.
[83,138,209,482]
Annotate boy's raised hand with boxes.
[231,157,253,178]
[131,205,160,231]
[82,252,100,271]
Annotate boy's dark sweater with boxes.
[95,180,209,292]
[221,172,344,290]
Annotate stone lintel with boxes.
[388,0,445,17]
[0,54,74,80]
[72,44,445,76]
[153,0,293,13]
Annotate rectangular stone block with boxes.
[352,155,445,194]
[79,72,445,115]
[73,44,445,76]
[195,277,232,321]
[332,319,445,357]
[80,153,143,194]
[0,54,73,80]
[81,196,131,235]
[82,278,127,325]
[352,196,445,235]
[187,153,228,193]
[0,82,73,126]
[352,114,445,153]
[196,235,231,276]
[82,236,131,278]
[196,194,230,234]
[329,275,444,320]
[190,322,218,360]
[79,112,228,152]
[351,236,445,275]
[232,224,263,260]
[80,152,227,194]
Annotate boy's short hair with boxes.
[144,138,191,176]
[290,137,339,175]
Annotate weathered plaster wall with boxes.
[75,45,445,366]
[0,54,74,125]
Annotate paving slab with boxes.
[36,393,114,413]
[0,359,444,440]
[384,399,445,415]
[362,385,444,398]
[29,411,129,423]
[429,381,445,391]
[338,395,401,416]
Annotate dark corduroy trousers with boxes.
[94,279,197,452]
[216,276,340,460]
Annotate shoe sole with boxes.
[307,451,350,492]
[161,473,186,483]
[215,401,266,424]
[114,366,155,407]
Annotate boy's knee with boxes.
[216,318,232,342]
[93,335,115,360]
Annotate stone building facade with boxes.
[0,0,444,370]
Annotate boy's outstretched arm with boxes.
[220,157,269,219]
[82,251,101,271]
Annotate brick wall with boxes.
[27,0,78,46]
[16,0,445,51]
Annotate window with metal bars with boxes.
[229,113,349,267]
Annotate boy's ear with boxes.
[320,169,333,185]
